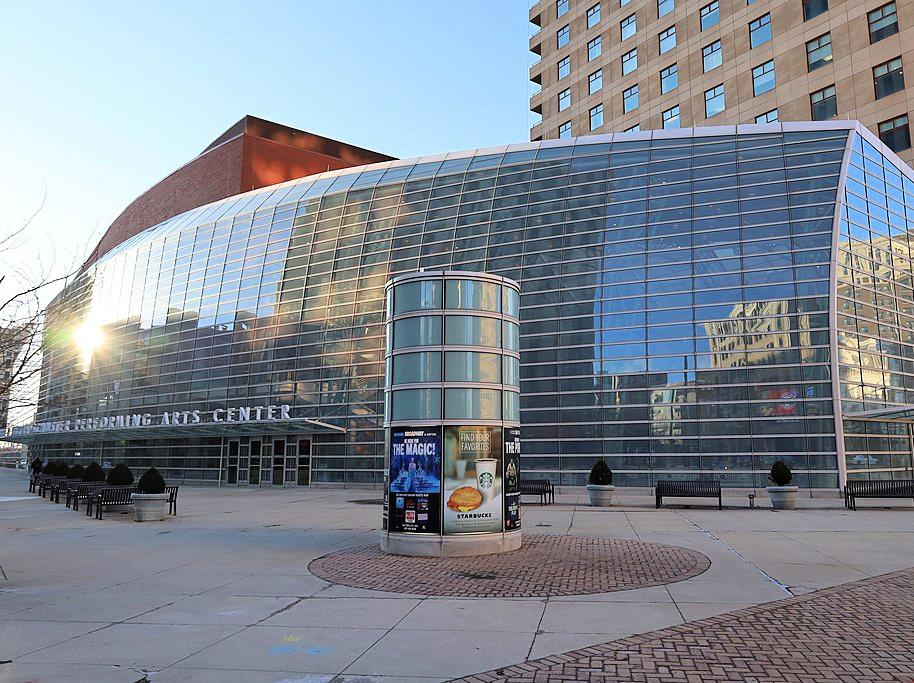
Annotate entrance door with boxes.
[272,439,285,487]
[227,440,239,485]
[273,439,286,486]
[249,440,261,486]
[298,439,311,486]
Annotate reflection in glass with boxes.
[444,388,502,419]
[394,280,442,314]
[393,316,442,349]
[391,388,441,420]
[392,351,442,384]
[445,280,500,312]
[445,351,501,383]
[445,315,501,347]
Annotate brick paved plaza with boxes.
[457,568,914,682]
[2,467,914,681]
[309,536,710,598]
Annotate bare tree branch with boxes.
[0,197,84,434]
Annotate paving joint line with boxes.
[674,510,793,595]
[338,593,429,677]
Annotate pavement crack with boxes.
[252,595,307,625]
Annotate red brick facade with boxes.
[83,116,393,268]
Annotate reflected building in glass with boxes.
[8,120,914,489]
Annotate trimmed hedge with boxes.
[137,467,166,494]
[82,462,104,482]
[769,460,793,487]
[106,463,134,486]
[588,460,614,486]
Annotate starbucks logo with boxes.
[478,472,493,489]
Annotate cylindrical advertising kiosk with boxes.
[382,271,521,557]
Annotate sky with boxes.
[0,0,533,303]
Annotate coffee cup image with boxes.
[475,458,497,502]
[454,458,467,479]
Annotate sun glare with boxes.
[73,322,104,368]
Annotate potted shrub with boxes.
[586,460,615,506]
[67,464,85,480]
[132,467,168,522]
[30,458,43,476]
[82,462,104,481]
[106,463,134,486]
[767,460,799,510]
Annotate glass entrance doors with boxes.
[298,439,311,485]
[222,435,311,487]
[227,440,239,485]
[249,440,261,485]
[272,439,286,486]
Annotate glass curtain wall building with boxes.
[12,121,914,488]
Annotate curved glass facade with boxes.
[19,122,914,488]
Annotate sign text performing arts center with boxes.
[8,404,295,438]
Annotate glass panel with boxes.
[393,316,442,349]
[445,279,500,312]
[503,391,520,421]
[394,279,442,314]
[445,315,501,346]
[503,321,520,351]
[445,351,502,383]
[391,388,441,420]
[392,351,442,384]
[503,356,519,386]
[444,388,502,419]
[503,287,520,317]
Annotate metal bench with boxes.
[28,473,43,493]
[38,476,67,498]
[844,479,914,510]
[520,479,554,505]
[67,482,108,511]
[51,478,84,504]
[87,486,138,519]
[656,479,722,509]
[166,485,180,516]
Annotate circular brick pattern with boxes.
[308,534,710,598]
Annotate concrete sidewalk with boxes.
[1,468,913,681]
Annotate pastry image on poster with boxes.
[443,426,503,534]
[389,427,441,533]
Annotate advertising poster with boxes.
[503,427,521,531]
[388,427,441,533]
[767,387,799,418]
[382,473,389,531]
[443,426,503,534]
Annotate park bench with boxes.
[520,479,554,505]
[51,479,88,504]
[28,473,43,493]
[166,485,180,516]
[87,486,137,519]
[38,476,67,498]
[656,479,722,509]
[67,482,108,511]
[844,479,914,510]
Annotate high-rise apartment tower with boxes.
[529,0,914,164]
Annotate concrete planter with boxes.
[767,486,799,510]
[586,484,615,507]
[132,493,168,521]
